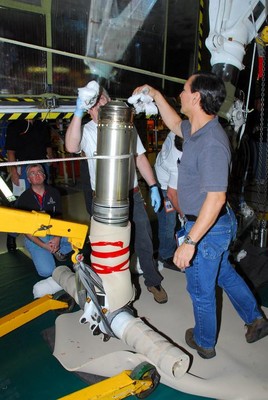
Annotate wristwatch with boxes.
[184,235,197,246]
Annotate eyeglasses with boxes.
[28,171,44,177]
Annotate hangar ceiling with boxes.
[0,0,206,101]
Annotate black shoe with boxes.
[162,257,179,271]
[185,328,216,359]
[245,318,268,343]
[7,235,17,252]
[54,251,68,262]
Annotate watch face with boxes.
[185,235,196,245]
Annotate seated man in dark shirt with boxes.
[16,164,72,278]
[5,119,53,252]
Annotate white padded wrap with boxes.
[89,218,135,312]
[33,277,63,298]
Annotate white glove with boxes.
[128,91,158,116]
[78,80,100,111]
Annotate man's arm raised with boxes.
[65,98,84,153]
[132,85,182,137]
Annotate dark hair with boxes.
[190,72,226,115]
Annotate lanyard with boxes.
[33,190,46,211]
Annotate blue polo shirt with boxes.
[178,117,231,216]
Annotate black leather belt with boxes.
[185,207,227,222]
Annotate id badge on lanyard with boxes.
[175,227,185,247]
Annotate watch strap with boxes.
[184,235,197,246]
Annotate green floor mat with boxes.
[0,250,212,400]
[0,250,88,399]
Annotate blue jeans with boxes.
[130,190,162,287]
[185,207,262,349]
[24,235,72,277]
[157,189,177,260]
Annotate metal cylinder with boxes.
[251,219,268,248]
[93,101,134,226]
[259,221,268,248]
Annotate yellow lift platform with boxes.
[58,361,160,400]
[0,293,73,337]
[0,294,160,399]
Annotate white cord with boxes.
[1,153,133,168]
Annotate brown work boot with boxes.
[147,285,168,304]
[245,318,268,343]
[185,328,216,359]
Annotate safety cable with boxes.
[256,42,268,219]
